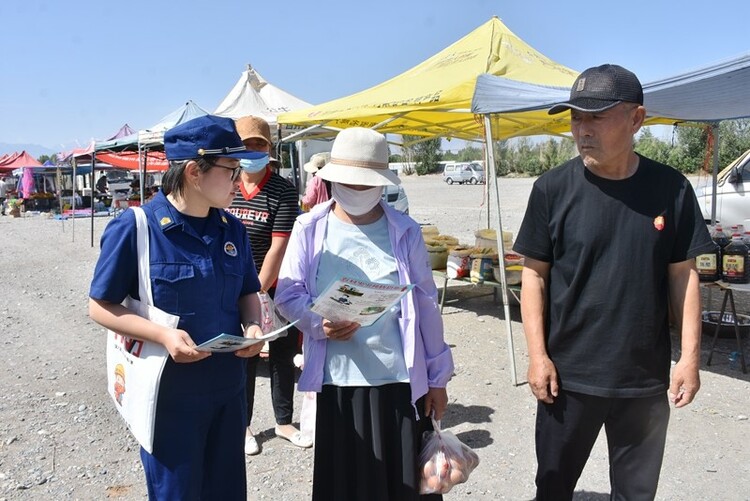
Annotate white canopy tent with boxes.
[214,64,312,138]
[214,64,327,189]
[138,100,211,147]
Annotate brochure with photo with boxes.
[196,320,299,353]
[310,277,413,327]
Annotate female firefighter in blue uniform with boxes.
[89,115,268,500]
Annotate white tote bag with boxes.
[105,207,179,454]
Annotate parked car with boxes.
[443,162,485,185]
[107,169,135,195]
[695,148,750,226]
[383,184,409,214]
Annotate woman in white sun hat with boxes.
[275,127,454,500]
[300,152,331,211]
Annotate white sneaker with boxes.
[244,433,260,455]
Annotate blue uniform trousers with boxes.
[141,385,247,500]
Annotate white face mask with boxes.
[331,183,384,216]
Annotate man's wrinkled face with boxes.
[570,103,644,170]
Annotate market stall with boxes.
[704,282,749,373]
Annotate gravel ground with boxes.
[0,173,747,500]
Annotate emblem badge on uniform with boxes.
[159,217,172,227]
[653,216,665,231]
[224,241,238,257]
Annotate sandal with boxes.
[244,433,260,455]
[275,426,313,448]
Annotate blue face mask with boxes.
[240,154,270,173]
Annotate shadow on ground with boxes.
[440,404,496,449]
[442,403,495,428]
[439,282,522,321]
[520,490,610,501]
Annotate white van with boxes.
[695,148,750,226]
[443,162,485,185]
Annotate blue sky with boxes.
[1,0,748,152]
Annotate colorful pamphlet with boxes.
[197,320,299,352]
[310,277,413,327]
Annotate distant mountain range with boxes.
[0,143,58,160]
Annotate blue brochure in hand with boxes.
[196,320,298,353]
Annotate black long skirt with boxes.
[313,383,442,501]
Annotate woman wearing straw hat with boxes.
[275,127,454,500]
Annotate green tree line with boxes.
[393,120,750,177]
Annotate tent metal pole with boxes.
[91,154,96,248]
[483,114,518,386]
[282,124,331,143]
[55,166,65,233]
[71,159,77,242]
[483,141,500,228]
[711,123,720,226]
[140,144,147,204]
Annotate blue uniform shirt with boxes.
[90,191,261,394]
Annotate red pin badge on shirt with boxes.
[653,215,665,231]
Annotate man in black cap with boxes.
[513,64,714,500]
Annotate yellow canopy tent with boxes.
[280,17,583,386]
[278,16,580,141]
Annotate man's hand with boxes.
[162,329,211,363]
[527,355,559,404]
[669,358,700,408]
[322,319,360,341]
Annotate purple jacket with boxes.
[275,200,454,407]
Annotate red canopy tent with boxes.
[0,151,43,171]
[0,152,22,171]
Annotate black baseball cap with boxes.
[548,64,643,115]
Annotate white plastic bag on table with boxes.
[418,418,480,494]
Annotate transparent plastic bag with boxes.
[418,418,480,494]
[299,391,316,444]
[258,291,288,335]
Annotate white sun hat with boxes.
[316,128,400,186]
[303,152,331,173]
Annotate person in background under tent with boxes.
[0,176,7,215]
[96,171,109,194]
[300,152,331,211]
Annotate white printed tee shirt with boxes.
[316,212,409,386]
